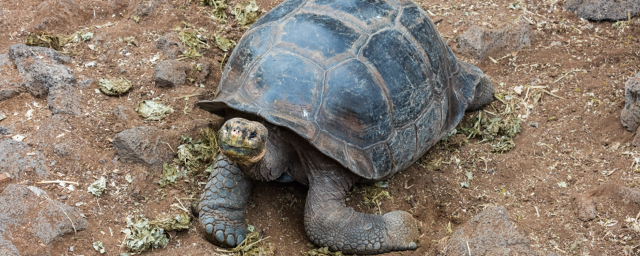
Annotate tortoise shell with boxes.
[198,0,486,180]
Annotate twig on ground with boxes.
[37,180,79,185]
[553,69,586,83]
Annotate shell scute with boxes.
[361,29,431,128]
[280,13,362,62]
[219,25,275,98]
[241,49,323,123]
[319,59,392,148]
[388,126,417,171]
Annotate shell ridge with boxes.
[234,28,277,100]
[270,45,326,71]
[300,4,369,33]
[311,70,329,140]
[355,58,394,134]
[356,27,392,58]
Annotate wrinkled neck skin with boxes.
[223,110,302,183]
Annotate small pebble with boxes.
[59,195,67,200]
[488,168,495,174]
[99,159,105,164]
[70,246,73,252]
[530,122,539,128]
[0,173,11,183]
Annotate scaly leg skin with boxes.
[301,150,419,254]
[198,154,252,247]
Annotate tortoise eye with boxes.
[248,131,257,139]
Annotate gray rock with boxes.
[0,138,49,179]
[0,184,88,255]
[622,72,640,131]
[47,83,82,115]
[457,21,535,60]
[446,206,537,256]
[156,32,186,59]
[0,237,19,256]
[133,0,164,17]
[8,44,81,115]
[0,88,20,102]
[77,78,94,88]
[0,54,11,71]
[572,184,640,221]
[9,44,71,73]
[154,60,187,87]
[113,126,179,168]
[0,127,11,135]
[565,0,639,21]
[53,143,73,157]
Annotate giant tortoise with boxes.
[196,0,494,253]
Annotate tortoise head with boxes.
[219,118,269,166]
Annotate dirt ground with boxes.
[1,0,639,255]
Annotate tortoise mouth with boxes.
[220,143,263,163]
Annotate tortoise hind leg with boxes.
[300,149,419,254]
[198,154,252,247]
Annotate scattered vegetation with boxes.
[25,32,68,50]
[158,163,184,187]
[92,241,105,253]
[302,245,344,256]
[124,213,191,253]
[216,231,274,256]
[98,76,133,96]
[214,33,236,52]
[351,181,393,215]
[25,31,93,50]
[176,128,220,173]
[202,0,228,23]
[135,100,174,121]
[233,1,261,28]
[455,94,523,153]
[87,176,106,196]
[175,21,211,59]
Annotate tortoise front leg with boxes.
[300,150,419,254]
[198,154,252,247]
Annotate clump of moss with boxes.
[25,32,69,50]
[98,76,132,96]
[421,156,443,171]
[158,163,184,187]
[233,1,261,28]
[457,110,522,153]
[72,32,93,43]
[26,31,93,50]
[88,176,107,196]
[176,128,220,174]
[178,27,210,59]
[151,213,191,230]
[213,33,236,52]
[136,100,174,121]
[124,213,191,253]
